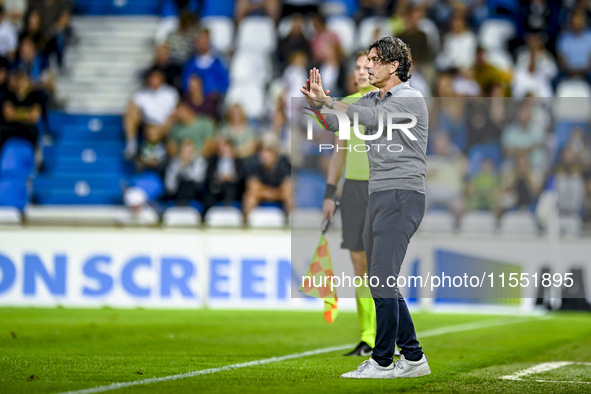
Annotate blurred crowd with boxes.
[122,0,591,224]
[0,0,71,150]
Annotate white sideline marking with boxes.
[57,316,543,394]
[501,361,591,384]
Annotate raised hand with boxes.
[300,68,330,106]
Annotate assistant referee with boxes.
[322,50,379,357]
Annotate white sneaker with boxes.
[340,357,395,379]
[394,354,431,378]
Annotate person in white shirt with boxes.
[0,5,17,60]
[124,67,179,159]
[512,33,558,98]
[437,13,477,71]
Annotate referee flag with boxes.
[299,234,338,323]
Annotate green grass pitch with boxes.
[1,308,590,393]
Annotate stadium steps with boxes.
[56,16,159,114]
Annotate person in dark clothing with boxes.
[203,138,246,211]
[143,45,183,92]
[277,13,311,72]
[242,137,291,217]
[19,9,46,52]
[165,139,207,205]
[0,71,43,150]
[29,0,71,69]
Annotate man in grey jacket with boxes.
[300,36,430,379]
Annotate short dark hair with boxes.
[368,36,412,82]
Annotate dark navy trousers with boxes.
[362,189,425,366]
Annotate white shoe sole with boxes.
[341,373,396,379]
[395,364,431,378]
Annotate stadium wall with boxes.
[0,229,589,312]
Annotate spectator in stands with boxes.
[184,74,219,120]
[560,126,591,169]
[4,0,26,27]
[220,103,258,162]
[354,0,394,23]
[500,155,543,210]
[203,138,246,211]
[466,158,501,213]
[425,133,466,220]
[518,0,561,50]
[430,72,468,152]
[242,136,291,218]
[234,0,280,23]
[165,10,199,66]
[309,14,342,65]
[0,70,43,149]
[556,11,591,88]
[513,33,558,97]
[465,85,505,151]
[277,13,311,73]
[29,0,71,70]
[281,0,318,18]
[165,139,207,205]
[156,0,199,44]
[168,102,216,159]
[181,28,229,96]
[501,99,547,171]
[136,124,169,176]
[397,5,433,70]
[318,42,345,96]
[473,46,507,95]
[0,5,17,60]
[144,44,183,91]
[124,67,179,159]
[13,36,52,95]
[554,149,586,216]
[19,9,45,52]
[436,13,477,71]
[283,51,308,118]
[265,98,290,154]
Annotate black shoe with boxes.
[343,341,373,356]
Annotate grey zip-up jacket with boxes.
[322,82,428,195]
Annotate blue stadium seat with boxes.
[467,143,503,177]
[325,0,358,17]
[34,174,125,193]
[43,144,123,161]
[0,180,28,210]
[130,171,165,201]
[48,112,122,130]
[74,0,160,15]
[33,173,126,205]
[43,156,126,174]
[201,0,234,18]
[51,124,123,141]
[34,189,123,205]
[295,170,325,209]
[0,138,35,180]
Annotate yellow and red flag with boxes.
[299,234,338,323]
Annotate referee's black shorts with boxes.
[340,179,369,252]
